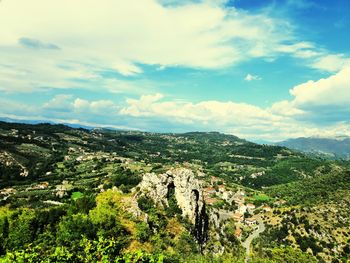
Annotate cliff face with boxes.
[138,168,244,253]
[139,168,204,223]
[138,168,209,246]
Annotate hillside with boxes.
[1,121,336,189]
[255,171,350,262]
[278,137,350,159]
[0,121,349,262]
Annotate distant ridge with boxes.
[0,116,93,129]
[0,116,128,131]
[278,137,350,159]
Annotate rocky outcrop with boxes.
[138,168,209,247]
[139,168,248,252]
[138,168,205,223]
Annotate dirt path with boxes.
[242,217,265,263]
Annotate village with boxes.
[201,175,274,241]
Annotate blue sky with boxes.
[0,0,350,141]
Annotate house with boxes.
[245,218,257,226]
[20,169,29,177]
[235,227,242,239]
[218,185,226,192]
[76,155,84,162]
[31,182,49,190]
[274,200,286,206]
[55,181,72,198]
[250,171,265,178]
[43,200,64,206]
[203,187,216,196]
[211,176,221,184]
[10,129,18,135]
[263,205,272,212]
[234,196,244,205]
[222,190,232,201]
[205,198,218,205]
[233,212,244,222]
[233,190,245,204]
[0,188,16,196]
[246,203,256,210]
[238,204,247,214]
[234,190,245,198]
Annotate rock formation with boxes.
[139,168,204,221]
[138,168,208,245]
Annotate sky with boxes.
[1,0,350,141]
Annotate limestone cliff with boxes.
[138,168,203,222]
[138,168,208,245]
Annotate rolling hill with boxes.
[0,121,349,262]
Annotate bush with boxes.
[136,222,151,242]
[137,196,155,212]
[57,213,95,246]
[111,171,141,193]
[165,194,182,217]
[7,209,36,250]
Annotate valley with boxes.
[0,121,349,262]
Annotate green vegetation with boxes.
[71,191,83,201]
[267,169,350,205]
[252,193,270,202]
[0,121,349,262]
[251,247,318,263]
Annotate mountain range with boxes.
[278,136,350,159]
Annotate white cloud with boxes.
[277,41,314,54]
[73,98,90,112]
[269,100,304,117]
[2,85,350,141]
[0,0,321,93]
[0,0,347,95]
[244,73,261,81]
[0,54,154,94]
[267,65,350,125]
[73,98,118,115]
[120,93,290,133]
[274,41,350,72]
[0,98,36,116]
[1,0,349,140]
[43,94,73,112]
[290,65,350,107]
[228,121,350,142]
[43,95,120,116]
[120,66,350,139]
[119,92,350,141]
[113,61,143,76]
[310,54,350,72]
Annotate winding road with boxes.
[242,217,265,263]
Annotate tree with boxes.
[7,209,36,250]
[57,213,95,246]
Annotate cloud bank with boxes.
[2,65,350,141]
[0,0,342,93]
[0,0,349,140]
